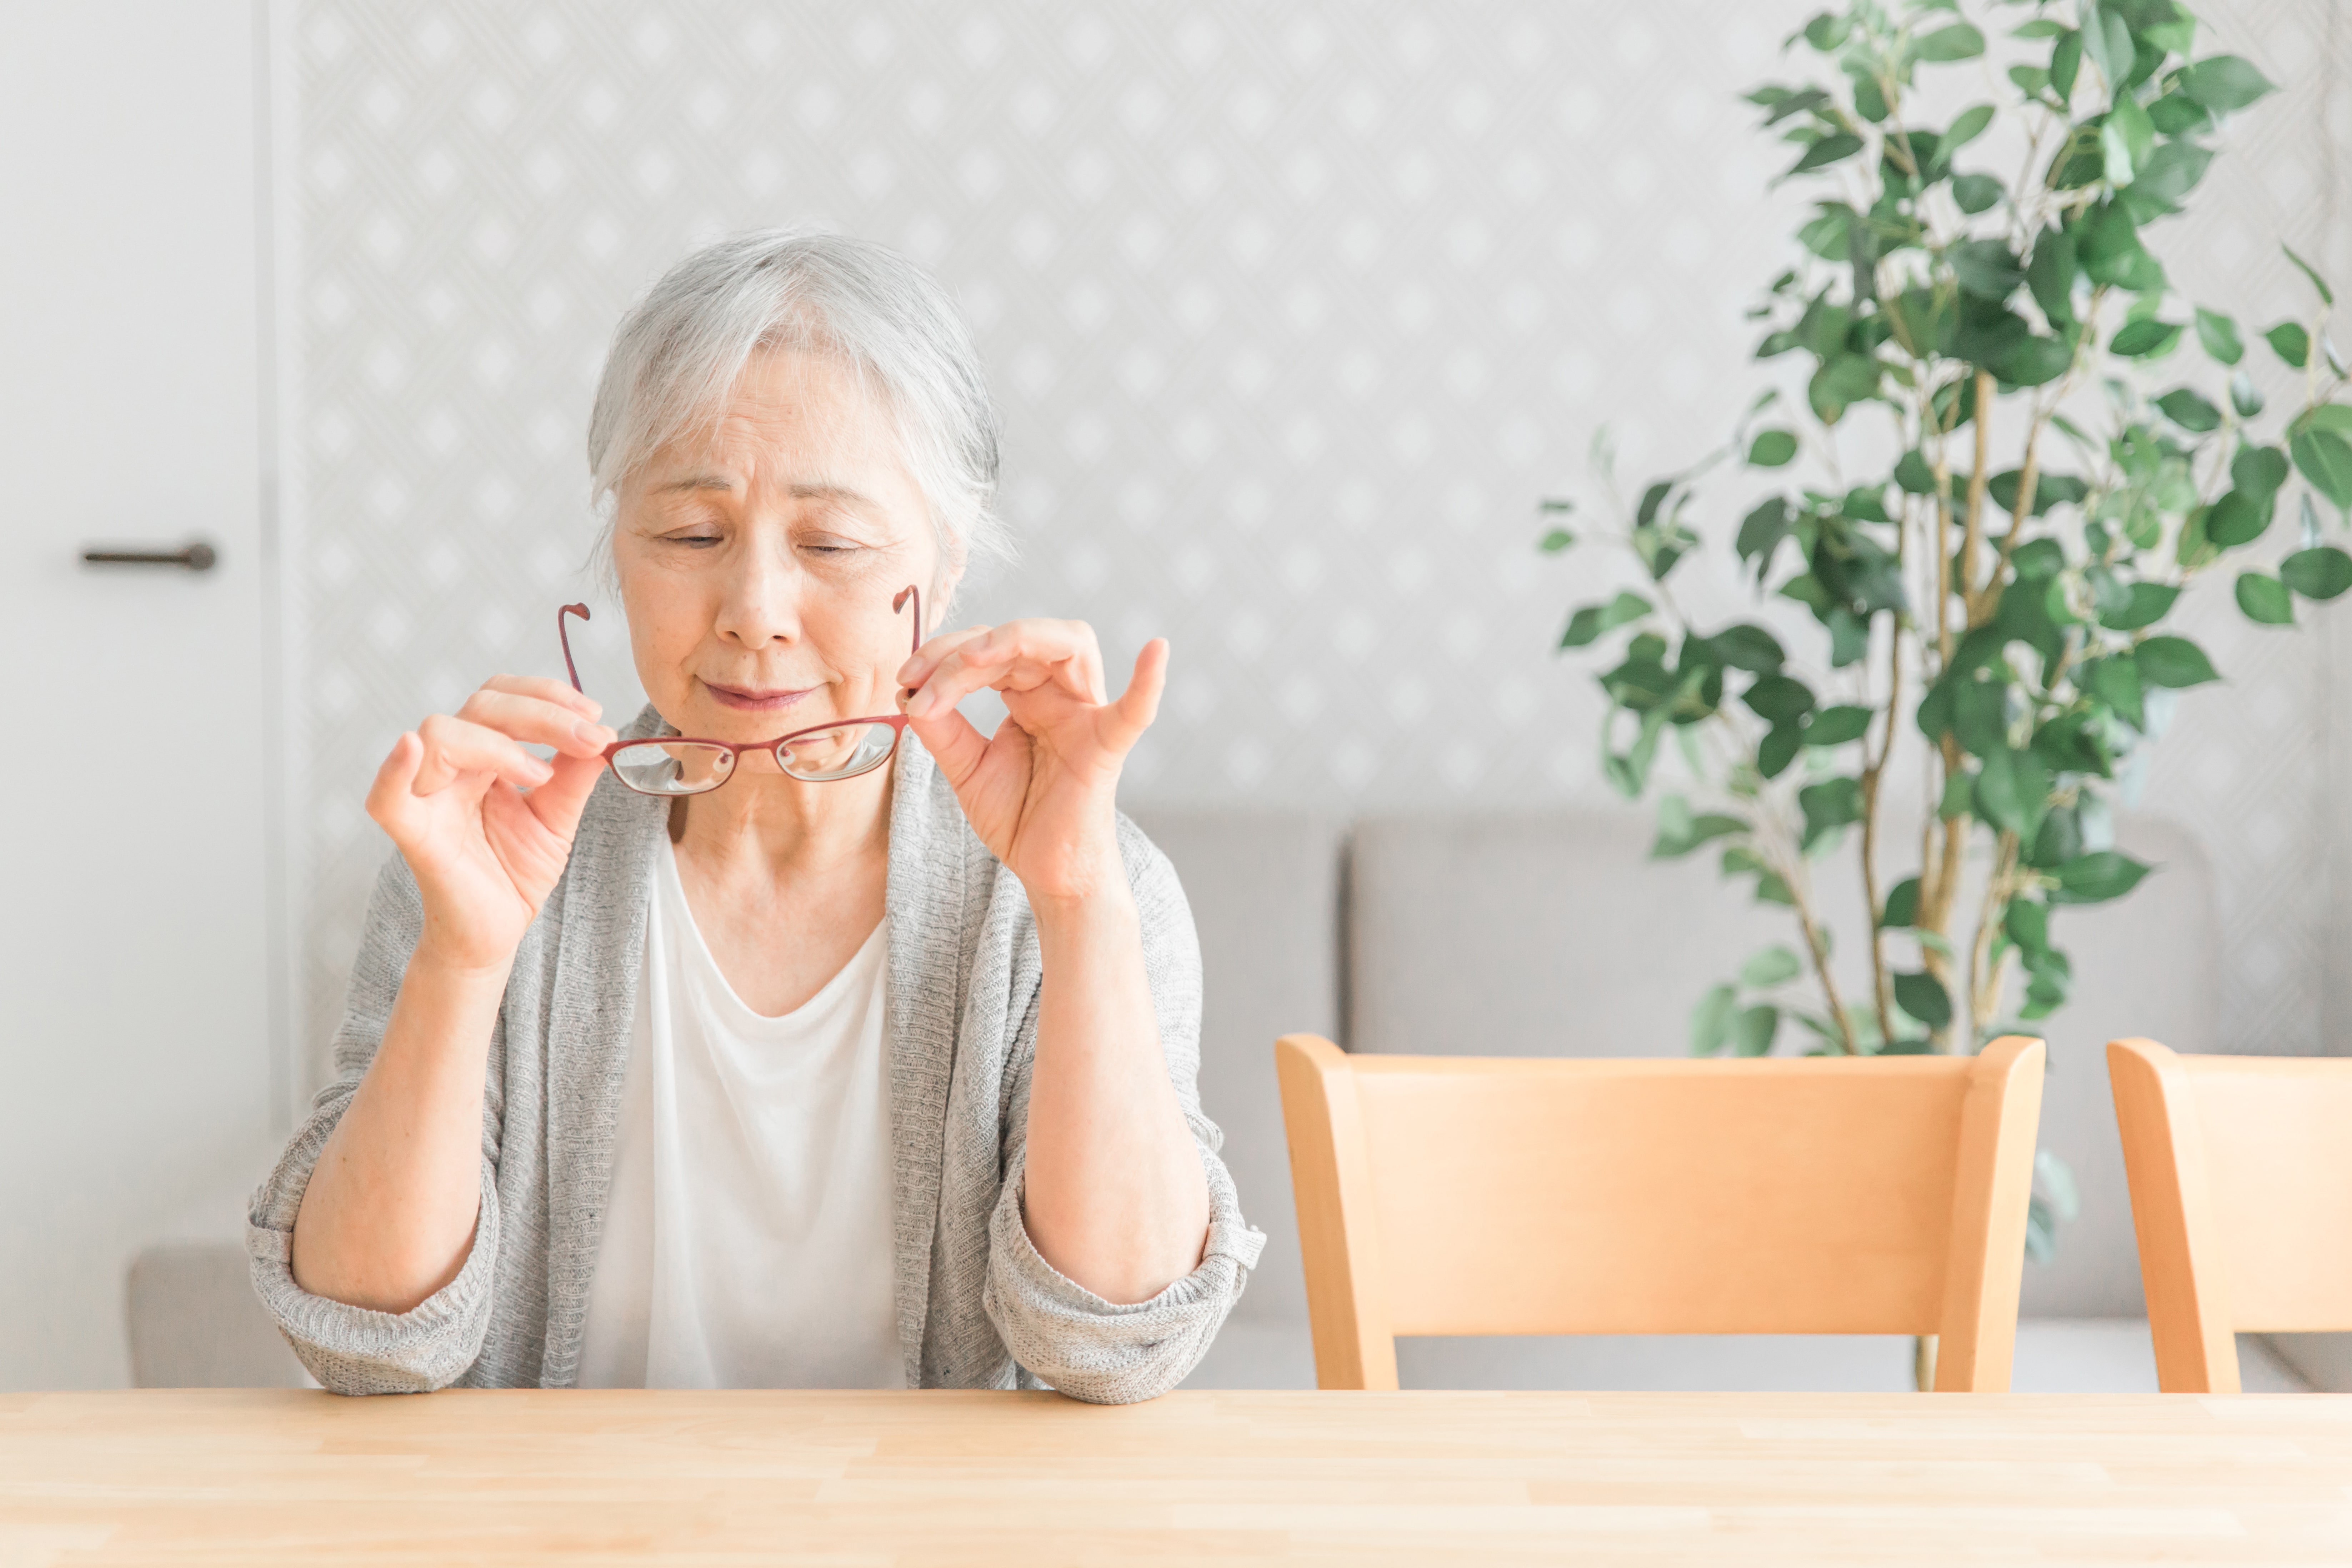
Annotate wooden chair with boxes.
[1274,1033,2046,1392]
[2108,1037,2352,1393]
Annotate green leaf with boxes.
[1797,204,1853,260]
[2204,488,2273,548]
[1731,1004,1780,1058]
[1540,527,1576,552]
[1975,745,2051,837]
[1652,808,1750,859]
[2230,372,2264,419]
[2233,445,2290,505]
[2153,388,2221,432]
[1560,591,1654,648]
[2266,321,2311,368]
[2147,90,2211,135]
[2122,141,2213,219]
[2101,94,2155,186]
[1882,876,1920,928]
[1913,22,1987,61]
[1698,623,1786,674]
[2055,849,2152,903]
[2173,54,2267,111]
[1737,497,1794,571]
[2193,307,2243,365]
[2027,227,2078,325]
[1801,11,1850,51]
[1798,776,1864,851]
[1952,172,2004,214]
[1757,722,1802,780]
[1893,971,1953,1031]
[1951,239,2024,300]
[1742,672,1815,724]
[2110,318,2183,357]
[2051,29,2083,101]
[2235,571,2295,624]
[2097,580,2178,630]
[2080,6,2134,90]
[1691,983,1738,1056]
[1760,86,1833,125]
[1740,945,1804,988]
[1995,335,2073,387]
[2282,546,2352,600]
[2134,635,2220,687]
[1893,450,1940,495]
[2284,243,2336,307]
[1786,134,1865,177]
[2291,427,2352,514]
[2006,898,2050,953]
[2180,55,2277,113]
[2037,1148,2081,1222]
[1804,704,1874,746]
[1945,104,1996,154]
[1747,429,1799,467]
[2085,652,2146,729]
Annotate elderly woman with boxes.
[247,229,1261,1402]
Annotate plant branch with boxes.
[1958,368,1995,621]
[1968,830,2022,1039]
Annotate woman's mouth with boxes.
[700,678,817,713]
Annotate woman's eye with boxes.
[665,531,723,547]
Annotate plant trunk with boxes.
[1913,1333,1939,1393]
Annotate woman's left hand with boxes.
[897,618,1165,906]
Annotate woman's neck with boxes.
[669,767,894,882]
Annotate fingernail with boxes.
[575,721,610,747]
[584,699,604,720]
[896,658,922,684]
[906,687,936,716]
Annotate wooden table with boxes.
[4,1389,2350,1563]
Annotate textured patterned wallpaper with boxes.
[287,1,2348,1084]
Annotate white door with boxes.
[0,2,278,1388]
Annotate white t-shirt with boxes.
[576,841,904,1389]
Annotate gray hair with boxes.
[585,226,1009,590]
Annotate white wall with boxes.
[282,0,2351,1089]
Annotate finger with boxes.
[904,705,993,790]
[415,713,555,795]
[1102,637,1169,752]
[457,687,616,758]
[897,625,993,690]
[521,750,608,840]
[907,621,1103,716]
[365,731,428,836]
[480,673,603,723]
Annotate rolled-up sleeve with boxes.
[980,820,1267,1404]
[245,853,502,1394]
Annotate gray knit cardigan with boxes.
[246,712,1264,1403]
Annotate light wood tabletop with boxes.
[4,1388,2349,1564]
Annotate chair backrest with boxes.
[1276,1033,2046,1392]
[2107,1037,2352,1393]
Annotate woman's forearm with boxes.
[289,945,509,1313]
[1020,885,1211,1304]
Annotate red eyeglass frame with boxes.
[557,585,922,795]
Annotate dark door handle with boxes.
[82,540,217,571]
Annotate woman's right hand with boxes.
[366,676,617,972]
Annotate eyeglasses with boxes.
[557,586,921,796]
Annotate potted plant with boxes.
[1539,0,2348,1293]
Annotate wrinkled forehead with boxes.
[632,349,916,503]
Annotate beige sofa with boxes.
[127,808,2332,1392]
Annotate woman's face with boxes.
[611,350,945,765]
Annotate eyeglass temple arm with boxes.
[893,585,922,657]
[558,602,590,692]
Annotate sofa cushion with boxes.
[1125,807,1340,1391]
